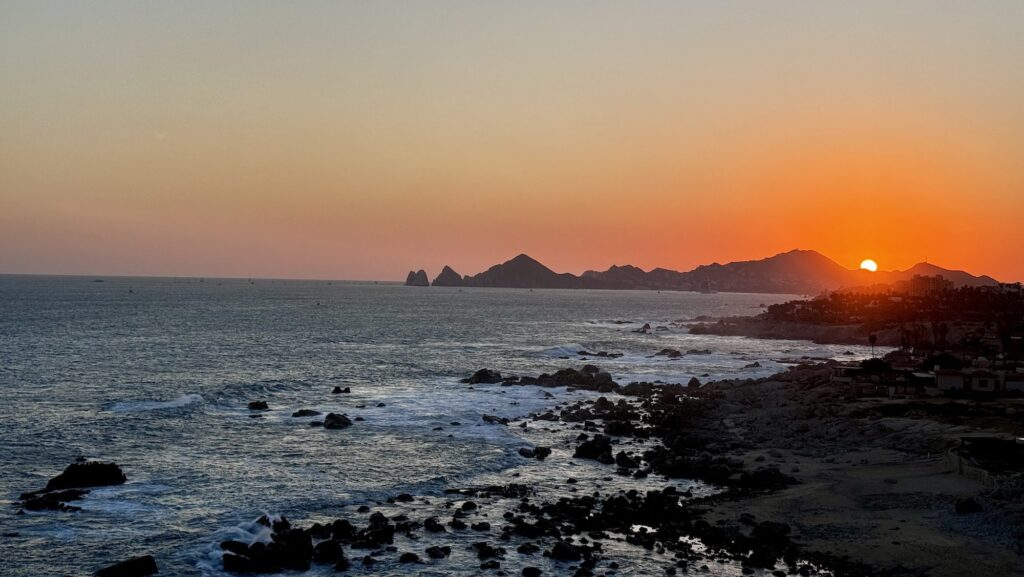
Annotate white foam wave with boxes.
[110,393,203,412]
[536,343,589,357]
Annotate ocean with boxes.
[0,276,877,576]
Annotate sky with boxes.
[2,1,1022,281]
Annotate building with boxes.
[964,370,1000,393]
[936,370,965,392]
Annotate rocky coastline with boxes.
[688,317,903,347]
[18,364,1023,576]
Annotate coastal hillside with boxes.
[407,250,999,294]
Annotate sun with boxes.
[860,259,878,272]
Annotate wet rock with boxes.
[523,567,543,577]
[292,409,321,417]
[652,348,683,359]
[482,415,510,425]
[43,461,127,491]
[471,521,491,531]
[424,517,446,533]
[394,493,414,502]
[517,543,541,555]
[426,545,452,559]
[472,542,505,560]
[94,555,158,577]
[313,539,344,564]
[248,401,269,411]
[548,541,583,561]
[323,413,353,429]
[574,435,614,464]
[220,540,250,556]
[398,552,420,563]
[462,369,503,384]
[20,488,88,511]
[533,447,552,460]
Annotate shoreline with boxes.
[18,363,1024,576]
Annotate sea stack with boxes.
[404,270,429,287]
[432,265,464,287]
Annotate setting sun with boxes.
[860,259,878,272]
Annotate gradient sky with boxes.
[2,1,1022,281]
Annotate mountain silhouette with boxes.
[410,250,999,294]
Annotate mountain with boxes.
[407,251,999,294]
[883,262,998,288]
[461,254,593,289]
[432,265,464,287]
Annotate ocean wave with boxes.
[109,393,203,413]
[536,343,589,357]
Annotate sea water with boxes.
[0,277,877,575]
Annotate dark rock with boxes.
[463,369,503,384]
[425,545,452,559]
[424,517,446,533]
[471,522,491,531]
[533,447,552,460]
[292,409,321,417]
[399,552,420,563]
[432,265,464,287]
[517,543,540,555]
[482,415,510,425]
[220,540,250,556]
[95,555,158,577]
[323,413,353,430]
[394,493,414,502]
[248,401,269,411]
[313,539,344,564]
[955,497,983,514]
[523,567,543,577]
[405,270,429,287]
[549,541,582,561]
[42,461,127,492]
[574,435,614,464]
[20,488,88,511]
[472,542,505,560]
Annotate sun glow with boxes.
[860,259,878,272]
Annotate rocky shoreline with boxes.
[688,317,902,347]
[18,365,1024,576]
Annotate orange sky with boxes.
[1,2,1022,281]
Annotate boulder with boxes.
[95,555,158,577]
[574,435,614,464]
[44,461,127,491]
[292,409,321,417]
[248,401,269,411]
[462,369,503,384]
[548,541,582,561]
[426,545,452,559]
[323,413,353,430]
